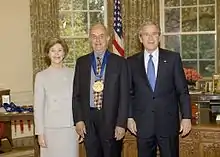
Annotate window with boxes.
[160,0,216,77]
[59,0,107,67]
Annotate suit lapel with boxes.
[137,52,153,91]
[154,49,166,93]
[83,53,92,99]
[103,50,112,84]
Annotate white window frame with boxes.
[159,0,217,77]
[59,0,108,67]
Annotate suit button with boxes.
[152,97,155,99]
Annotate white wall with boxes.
[0,0,33,105]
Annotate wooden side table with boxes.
[0,113,36,155]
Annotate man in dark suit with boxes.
[72,23,129,157]
[127,21,192,157]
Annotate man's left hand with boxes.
[179,119,191,137]
[115,126,125,141]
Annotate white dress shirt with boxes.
[144,48,159,79]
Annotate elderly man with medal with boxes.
[72,23,129,157]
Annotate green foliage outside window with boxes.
[163,0,216,77]
[59,0,105,68]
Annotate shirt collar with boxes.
[94,51,105,59]
[144,48,159,59]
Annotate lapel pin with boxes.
[163,60,167,63]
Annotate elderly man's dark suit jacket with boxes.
[72,51,129,138]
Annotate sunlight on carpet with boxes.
[0,148,34,157]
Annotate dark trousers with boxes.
[137,135,179,157]
[84,108,122,157]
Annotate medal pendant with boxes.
[93,80,104,92]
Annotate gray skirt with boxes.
[40,127,78,157]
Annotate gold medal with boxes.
[93,80,104,92]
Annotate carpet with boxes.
[0,148,34,157]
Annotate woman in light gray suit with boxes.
[34,38,78,157]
